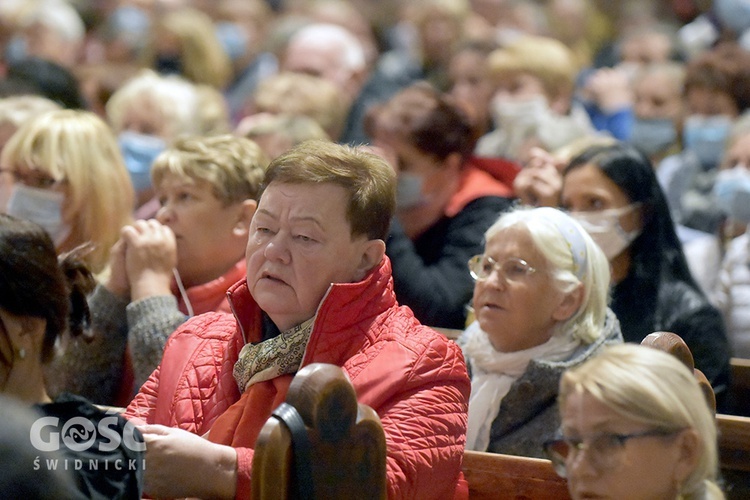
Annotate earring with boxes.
[17,347,25,360]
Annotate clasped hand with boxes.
[105,219,178,301]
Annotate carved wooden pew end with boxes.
[252,363,387,500]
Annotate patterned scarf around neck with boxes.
[233,317,315,392]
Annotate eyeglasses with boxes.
[468,254,538,282]
[0,168,65,190]
[543,429,683,478]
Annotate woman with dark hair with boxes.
[560,142,732,407]
[0,214,143,499]
[366,82,515,328]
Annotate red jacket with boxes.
[125,257,470,499]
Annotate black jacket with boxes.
[386,195,512,329]
[613,272,732,409]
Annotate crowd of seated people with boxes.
[2,0,750,497]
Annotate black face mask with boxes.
[154,54,183,75]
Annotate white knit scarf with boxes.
[461,321,581,452]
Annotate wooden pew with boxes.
[252,363,387,500]
[643,332,750,499]
[433,326,462,341]
[462,450,570,500]
[729,357,750,417]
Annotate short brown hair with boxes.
[152,135,268,205]
[364,81,475,161]
[262,140,396,240]
[684,42,750,114]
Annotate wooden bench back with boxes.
[642,332,750,498]
[462,450,570,500]
[641,331,717,413]
[252,363,387,500]
[729,357,750,417]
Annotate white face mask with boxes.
[490,95,548,131]
[6,184,70,245]
[571,204,641,260]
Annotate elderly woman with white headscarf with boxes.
[459,206,622,457]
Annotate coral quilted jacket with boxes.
[125,257,471,499]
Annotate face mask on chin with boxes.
[571,204,642,260]
[6,184,70,246]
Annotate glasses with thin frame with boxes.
[468,254,538,283]
[543,429,684,478]
[0,168,65,190]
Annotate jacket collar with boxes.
[444,159,516,217]
[173,260,246,316]
[226,256,397,347]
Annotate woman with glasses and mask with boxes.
[459,206,622,457]
[547,343,723,500]
[560,142,732,410]
[0,108,134,275]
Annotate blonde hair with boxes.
[144,7,232,89]
[0,95,61,129]
[239,113,330,159]
[0,109,134,274]
[411,0,470,27]
[105,69,199,139]
[152,135,268,205]
[488,35,579,103]
[484,206,611,344]
[252,72,347,141]
[560,344,722,500]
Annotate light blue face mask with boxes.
[715,0,750,35]
[396,172,428,210]
[629,118,677,157]
[4,36,26,64]
[714,166,750,223]
[683,115,732,170]
[118,131,166,193]
[6,184,70,245]
[215,21,248,62]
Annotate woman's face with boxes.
[372,134,461,238]
[449,49,493,130]
[245,181,380,331]
[561,390,694,500]
[0,164,72,246]
[561,163,642,235]
[686,87,738,118]
[633,72,684,122]
[722,132,750,170]
[155,173,253,287]
[472,225,573,352]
